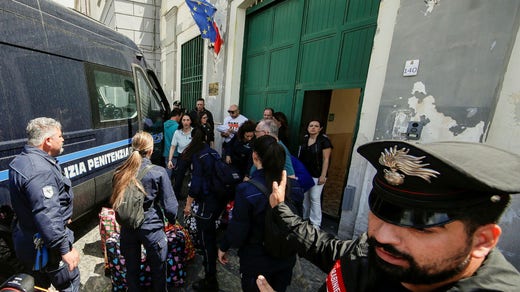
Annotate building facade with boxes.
[77,0,162,79]
[77,0,520,268]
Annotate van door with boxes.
[133,65,170,165]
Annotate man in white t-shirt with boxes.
[218,104,248,156]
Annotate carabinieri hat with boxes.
[357,141,520,228]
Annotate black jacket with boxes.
[189,108,214,130]
[224,135,253,178]
[220,170,296,274]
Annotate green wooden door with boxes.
[241,0,380,147]
[241,0,303,123]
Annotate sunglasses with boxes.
[228,110,236,114]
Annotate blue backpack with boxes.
[290,155,315,193]
[203,149,242,202]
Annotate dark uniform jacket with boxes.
[138,158,178,230]
[224,135,253,179]
[272,202,520,292]
[220,170,296,274]
[189,144,214,199]
[9,145,74,263]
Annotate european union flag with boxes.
[185,0,217,42]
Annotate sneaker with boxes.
[192,276,219,291]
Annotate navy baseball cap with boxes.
[357,141,520,228]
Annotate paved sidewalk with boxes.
[73,211,329,291]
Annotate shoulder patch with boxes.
[42,186,54,198]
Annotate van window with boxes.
[134,70,162,128]
[134,67,165,163]
[92,70,137,122]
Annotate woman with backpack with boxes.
[110,131,178,292]
[217,135,298,292]
[183,127,226,291]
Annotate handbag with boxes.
[98,207,120,274]
[159,205,196,261]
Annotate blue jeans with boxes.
[164,157,177,179]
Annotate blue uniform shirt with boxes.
[138,158,178,229]
[9,145,74,262]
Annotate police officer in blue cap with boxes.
[257,141,520,291]
[9,117,80,291]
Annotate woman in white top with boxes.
[167,113,193,200]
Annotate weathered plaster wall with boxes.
[373,0,519,142]
[486,15,520,269]
[348,0,520,269]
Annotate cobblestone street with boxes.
[73,209,332,291]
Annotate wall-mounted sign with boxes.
[403,59,419,76]
[209,82,219,96]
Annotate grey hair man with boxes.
[9,117,81,292]
[253,119,295,178]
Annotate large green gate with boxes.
[240,0,379,147]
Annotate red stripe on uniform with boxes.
[326,259,347,292]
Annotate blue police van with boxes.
[0,0,170,278]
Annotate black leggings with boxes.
[195,196,224,277]
[173,158,191,200]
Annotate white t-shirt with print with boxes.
[219,114,248,142]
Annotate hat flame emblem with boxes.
[379,146,440,186]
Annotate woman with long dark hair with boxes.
[167,113,193,200]
[200,112,215,148]
[218,135,297,292]
[273,111,289,145]
[297,120,332,228]
[183,127,224,291]
[111,131,178,292]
